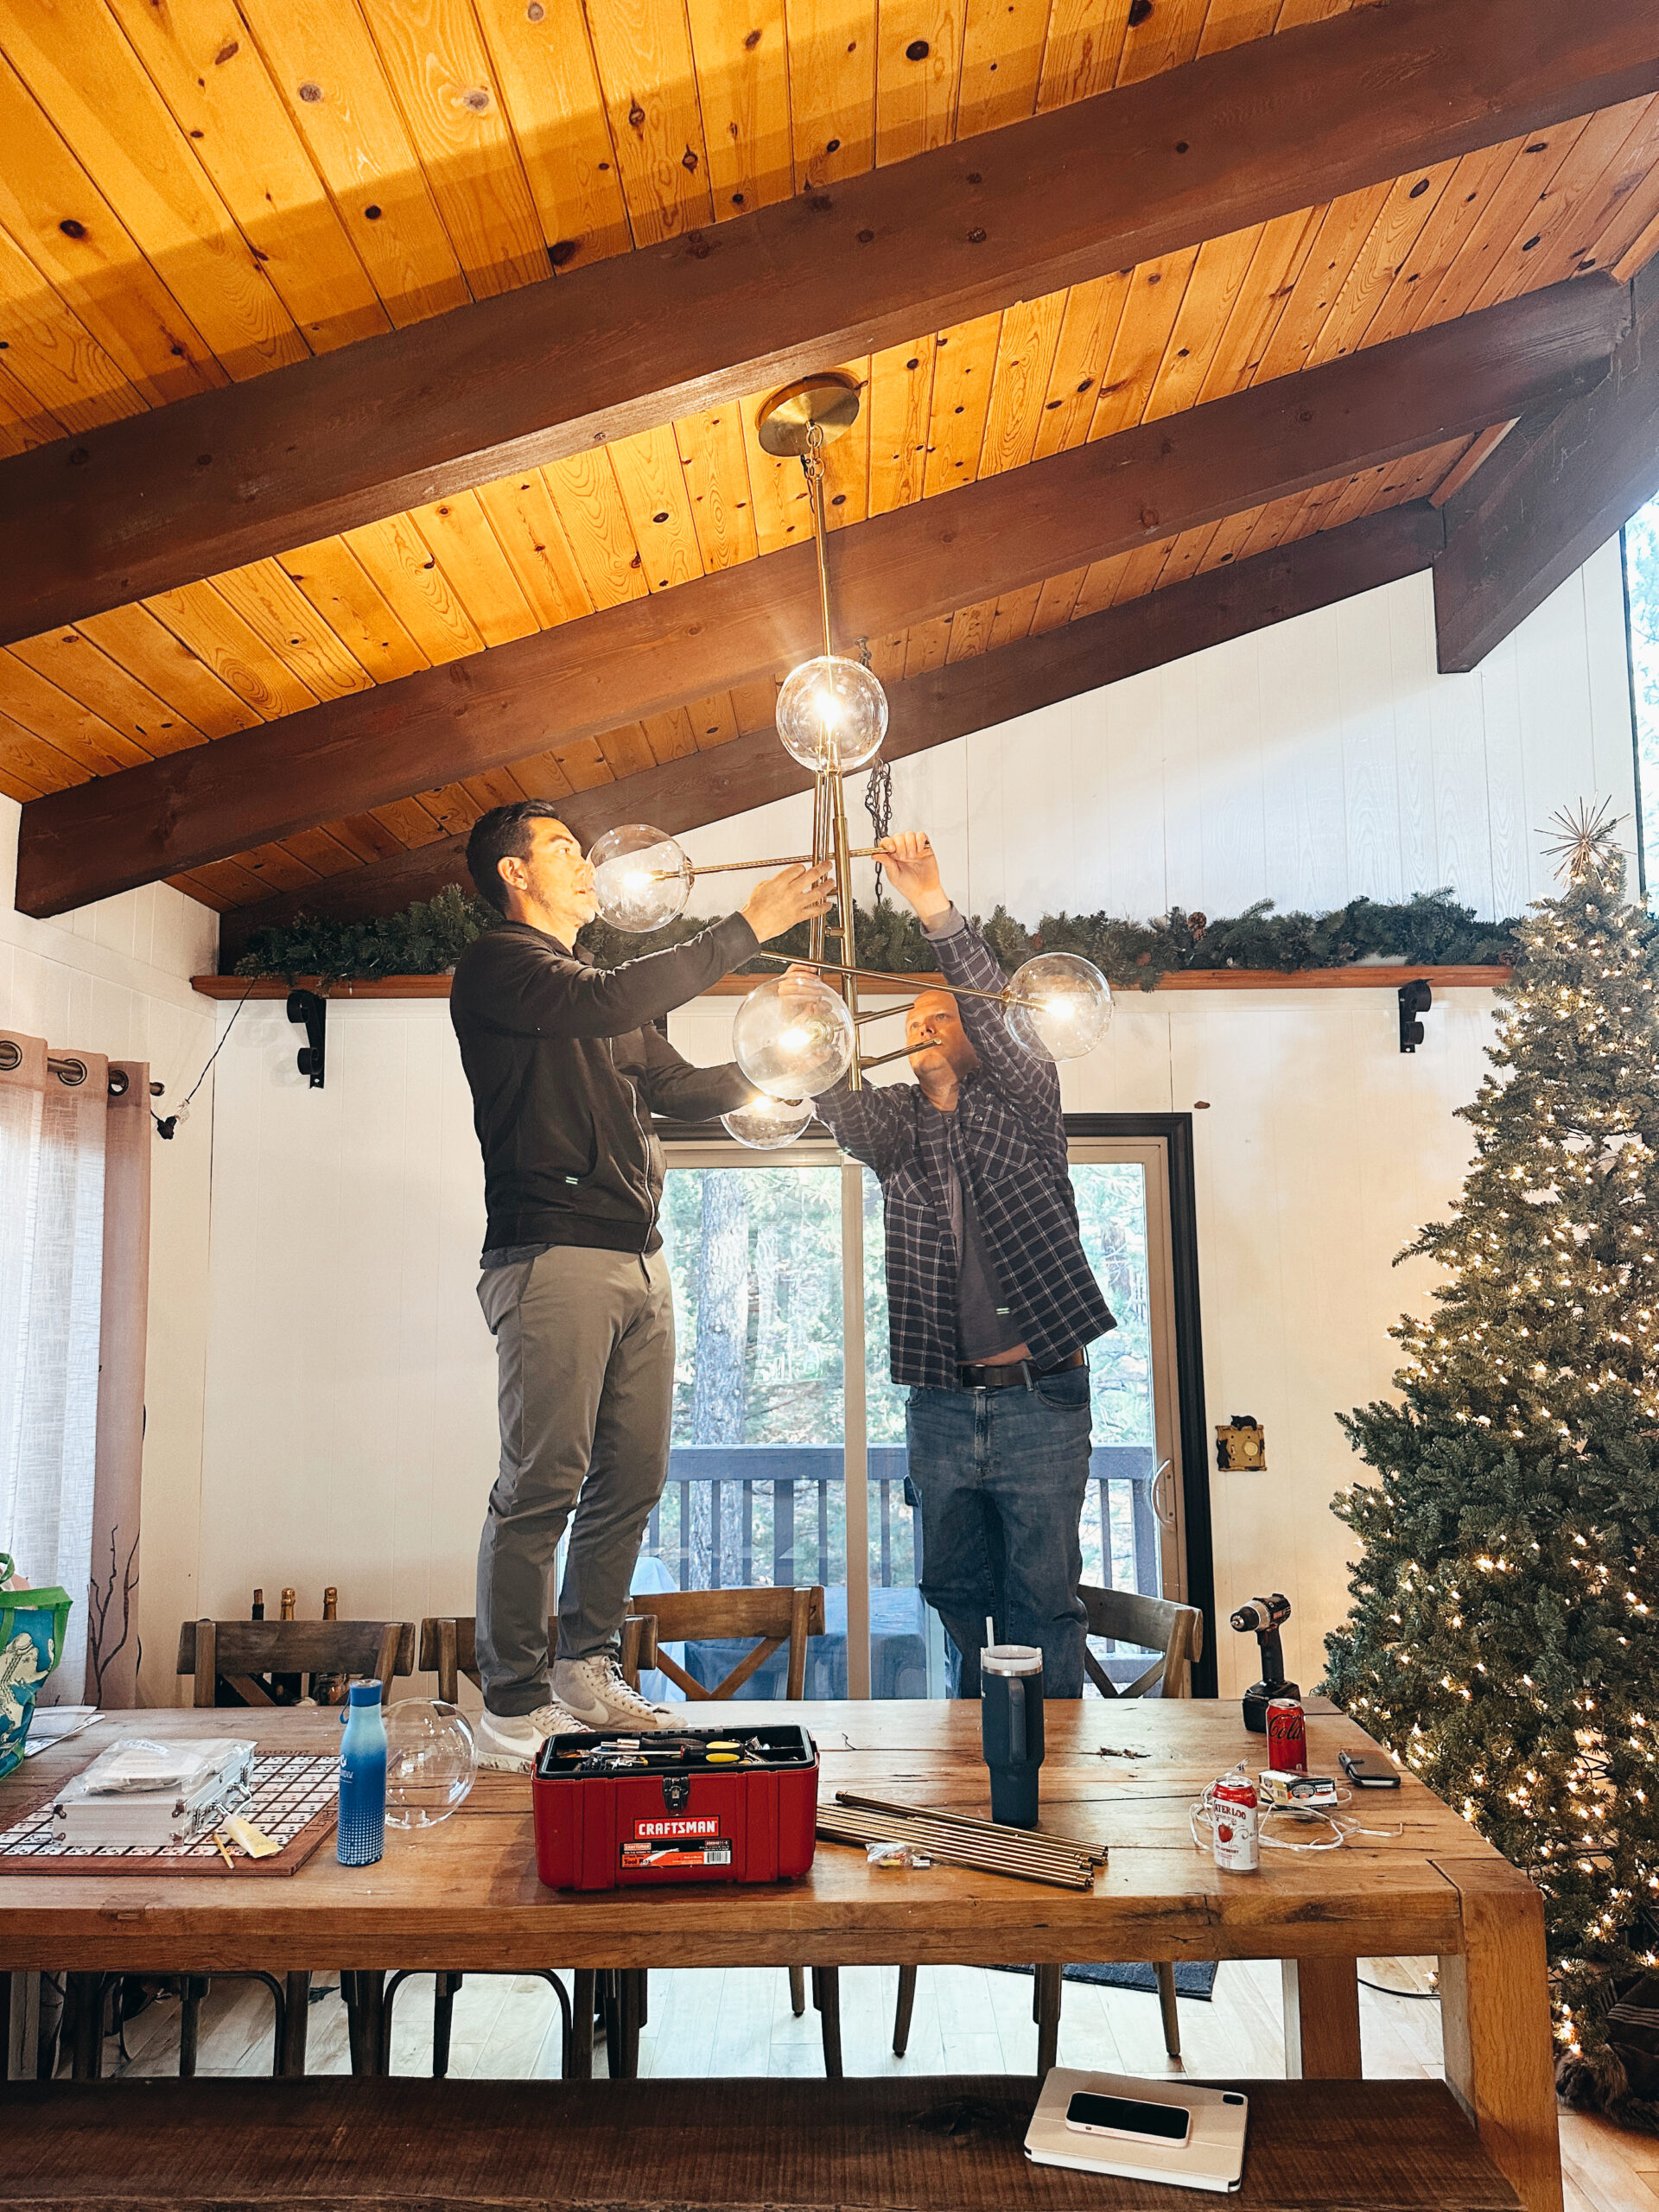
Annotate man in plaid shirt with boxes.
[809,832,1114,1697]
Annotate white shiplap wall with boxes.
[0,794,219,1700]
[189,543,1636,1703]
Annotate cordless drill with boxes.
[1230,1593,1298,1733]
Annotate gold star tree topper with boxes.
[1538,798,1630,886]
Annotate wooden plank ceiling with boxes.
[3,0,1659,915]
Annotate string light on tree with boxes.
[1325,809,1659,2124]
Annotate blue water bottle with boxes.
[337,1681,387,1866]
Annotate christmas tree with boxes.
[1325,804,1659,2120]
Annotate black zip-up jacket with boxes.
[449,914,759,1256]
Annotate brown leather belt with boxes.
[957,1349,1086,1391]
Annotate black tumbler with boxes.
[981,1644,1045,1827]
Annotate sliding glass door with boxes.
[650,1126,1202,1700]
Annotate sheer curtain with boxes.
[0,1031,149,1705]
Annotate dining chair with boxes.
[887,1586,1206,2074]
[622,1585,832,2069]
[177,1617,413,1710]
[158,1616,416,2080]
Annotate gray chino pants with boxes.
[475,1244,674,1716]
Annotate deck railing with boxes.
[645,1443,1161,1599]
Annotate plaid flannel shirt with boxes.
[813,911,1115,1389]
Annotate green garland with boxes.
[232,884,1521,989]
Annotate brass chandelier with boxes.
[586,372,1111,1147]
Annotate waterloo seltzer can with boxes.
[1211,1766,1259,1872]
[1266,1696,1307,1773]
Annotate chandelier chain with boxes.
[861,639,893,905]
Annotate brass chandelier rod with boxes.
[644,847,880,880]
[797,423,863,1086]
[751,947,1026,1011]
[803,423,836,666]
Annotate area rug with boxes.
[990,1961,1218,1999]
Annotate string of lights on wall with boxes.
[587,372,1112,1147]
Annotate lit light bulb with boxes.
[775,655,888,772]
[721,1092,814,1149]
[733,974,855,1099]
[588,823,691,931]
[1004,953,1112,1060]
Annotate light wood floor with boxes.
[101,1956,1656,2209]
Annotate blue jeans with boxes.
[906,1365,1091,1699]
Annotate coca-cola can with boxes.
[1267,1697,1307,1773]
[1211,1769,1260,1873]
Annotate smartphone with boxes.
[1339,1749,1402,1789]
[1064,2091,1191,2146]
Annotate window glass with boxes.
[1627,509,1659,890]
[645,1163,850,1697]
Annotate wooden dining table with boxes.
[0,1698,1561,2212]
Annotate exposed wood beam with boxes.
[1428,424,1519,510]
[3,0,1655,647]
[214,500,1443,965]
[15,276,1624,921]
[1434,260,1659,671]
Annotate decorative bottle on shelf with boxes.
[337,1681,387,1866]
[251,1587,264,1621]
[311,1586,346,1706]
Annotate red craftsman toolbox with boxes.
[532,1722,818,1891]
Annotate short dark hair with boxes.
[467,800,569,917]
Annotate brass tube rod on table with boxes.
[825,1802,1096,1869]
[816,1804,1095,1890]
[834,1791,1106,1865]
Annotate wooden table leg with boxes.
[1434,1858,1564,2212]
[1281,1957,1362,2077]
[569,1970,595,2080]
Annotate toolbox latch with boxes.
[662,1773,691,1811]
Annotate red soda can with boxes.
[1267,1697,1307,1773]
[1210,1766,1259,1872]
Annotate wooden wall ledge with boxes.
[193,964,1513,1001]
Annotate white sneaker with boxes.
[475,1698,584,1772]
[550,1653,674,1731]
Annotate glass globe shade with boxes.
[774,655,888,773]
[733,975,855,1100]
[384,1700,476,1829]
[721,1091,814,1149]
[588,823,691,932]
[1004,953,1112,1062]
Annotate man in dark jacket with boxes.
[451,800,830,1769]
[809,832,1114,1699]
